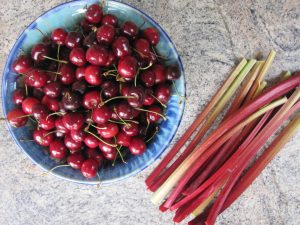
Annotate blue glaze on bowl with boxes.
[2,0,185,185]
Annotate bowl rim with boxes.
[1,0,186,185]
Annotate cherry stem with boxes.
[103,69,117,76]
[42,70,61,75]
[140,62,153,71]
[112,145,126,166]
[135,107,167,120]
[16,114,32,119]
[43,130,58,137]
[151,94,167,108]
[43,55,68,64]
[151,46,170,60]
[25,84,28,96]
[42,164,71,176]
[84,129,117,147]
[34,28,47,38]
[89,123,106,130]
[46,112,65,120]
[146,127,159,143]
[20,139,34,142]
[172,80,186,104]
[113,108,129,126]
[96,172,102,188]
[99,95,135,106]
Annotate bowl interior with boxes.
[2,0,185,184]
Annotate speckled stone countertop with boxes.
[0,0,299,225]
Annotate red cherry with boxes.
[54,117,69,134]
[116,131,132,147]
[83,90,101,109]
[67,152,85,169]
[25,68,47,88]
[166,65,180,80]
[129,137,146,155]
[96,24,116,45]
[98,138,116,154]
[143,27,160,45]
[51,28,68,45]
[118,55,138,79]
[121,122,139,137]
[70,129,86,142]
[101,81,119,98]
[104,50,116,67]
[120,83,131,96]
[32,87,45,100]
[102,148,117,161]
[147,105,163,122]
[75,67,86,80]
[85,4,103,24]
[7,109,28,127]
[22,97,39,114]
[33,129,54,147]
[81,158,99,178]
[12,55,33,74]
[127,86,145,108]
[12,89,25,105]
[152,64,166,84]
[41,95,60,111]
[102,14,118,27]
[86,45,109,66]
[92,105,112,124]
[143,88,155,106]
[97,122,119,138]
[64,134,83,151]
[134,38,151,59]
[32,103,48,120]
[59,64,75,85]
[121,21,138,39]
[65,31,82,49]
[140,70,155,87]
[69,48,87,67]
[155,83,171,104]
[62,112,85,131]
[49,139,68,159]
[84,134,99,148]
[31,43,49,62]
[43,82,63,98]
[112,36,132,58]
[72,80,87,95]
[39,116,56,130]
[115,101,133,120]
[84,65,102,85]
[86,148,103,165]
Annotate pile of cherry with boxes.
[7,4,180,179]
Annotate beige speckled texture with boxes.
[0,0,300,225]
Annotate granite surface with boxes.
[0,0,300,225]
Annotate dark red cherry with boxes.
[51,28,68,45]
[166,65,180,80]
[33,128,54,147]
[92,105,112,124]
[115,101,133,120]
[102,14,118,27]
[118,55,138,79]
[131,107,140,118]
[70,129,86,142]
[140,70,155,87]
[104,50,116,67]
[81,158,99,178]
[75,67,86,80]
[7,109,28,127]
[96,24,115,45]
[129,137,146,155]
[69,48,87,67]
[49,139,68,159]
[121,122,139,137]
[41,95,60,111]
[55,117,69,134]
[143,27,160,46]
[65,31,82,49]
[72,80,87,94]
[121,21,138,39]
[83,32,98,48]
[98,138,116,154]
[61,91,82,111]
[120,83,131,96]
[32,103,48,120]
[12,89,25,105]
[81,18,94,33]
[143,88,155,106]
[85,4,103,24]
[62,112,85,131]
[127,86,145,108]
[97,122,119,138]
[116,131,132,147]
[67,152,85,169]
[152,64,166,84]
[147,105,163,122]
[43,82,63,98]
[12,55,33,74]
[155,83,171,104]
[22,97,39,114]
[31,43,49,62]
[84,134,99,148]
[25,68,47,88]
[134,38,151,59]
[85,148,103,165]
[84,65,102,85]
[101,81,119,98]
[83,90,101,109]
[103,148,117,161]
[59,64,75,85]
[112,36,132,58]
[39,116,56,130]
[64,134,83,151]
[86,45,109,66]
[33,87,45,100]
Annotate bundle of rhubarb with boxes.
[145,50,300,224]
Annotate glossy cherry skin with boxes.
[32,103,48,120]
[115,101,133,120]
[51,28,68,45]
[7,109,28,127]
[92,105,112,124]
[166,65,180,80]
[84,134,99,148]
[83,90,101,109]
[64,134,83,151]
[86,45,109,66]
[39,116,56,130]
[98,138,116,154]
[104,51,116,67]
[75,67,86,80]
[127,86,145,108]
[143,27,160,45]
[121,21,138,39]
[72,80,87,95]
[61,91,82,111]
[102,14,118,26]
[12,89,25,105]
[62,112,85,131]
[85,4,103,24]
[155,83,171,104]
[81,158,99,178]
[84,65,102,85]
[49,139,68,159]
[33,87,45,100]
[65,31,82,49]
[67,152,85,170]
[140,70,155,87]
[22,97,39,114]
[41,95,60,111]
[129,137,146,155]
[152,64,166,84]
[96,24,115,45]
[103,148,117,161]
[120,83,131,96]
[134,38,151,59]
[97,122,119,138]
[33,128,54,147]
[118,55,138,79]
[70,129,86,142]
[116,131,132,147]
[43,82,63,98]
[59,64,76,85]
[147,105,163,122]
[55,117,69,134]
[12,55,33,74]
[31,43,49,62]
[25,69,48,88]
[143,88,155,106]
[121,122,139,137]
[69,48,87,67]
[85,148,103,165]
[83,32,98,48]
[112,36,132,58]
[101,81,119,98]
[81,18,94,33]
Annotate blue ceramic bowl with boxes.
[2,0,185,184]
